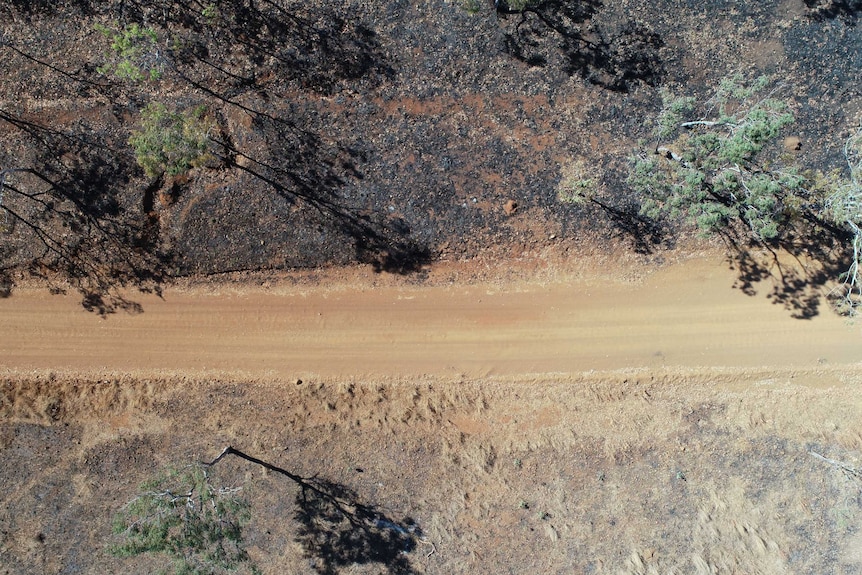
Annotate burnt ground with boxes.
[0,0,860,312]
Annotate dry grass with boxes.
[2,368,862,574]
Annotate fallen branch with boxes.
[204,445,366,525]
[419,537,437,559]
[204,445,428,572]
[810,450,862,479]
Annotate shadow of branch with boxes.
[592,193,850,319]
[206,446,422,575]
[498,0,665,92]
[804,0,862,24]
[720,217,851,320]
[0,111,167,315]
[588,196,670,254]
[295,477,419,575]
[208,114,430,275]
[131,0,394,95]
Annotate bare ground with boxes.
[2,249,861,378]
[3,252,862,574]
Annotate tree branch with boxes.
[810,450,862,479]
[204,446,368,526]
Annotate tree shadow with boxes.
[497,0,665,92]
[0,110,166,315]
[0,260,13,298]
[1,0,415,310]
[0,41,109,96]
[0,0,98,18]
[159,1,425,273]
[586,196,671,254]
[206,447,422,575]
[127,0,394,95]
[804,0,862,24]
[295,477,419,575]
[720,218,852,320]
[598,185,850,319]
[207,110,431,275]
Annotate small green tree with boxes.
[129,103,214,178]
[556,158,598,205]
[824,126,862,313]
[111,465,259,575]
[112,447,423,575]
[95,22,162,82]
[628,74,862,315]
[629,75,803,242]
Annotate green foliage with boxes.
[129,103,213,178]
[825,128,862,227]
[824,126,862,313]
[654,91,694,140]
[95,22,162,82]
[629,75,800,241]
[201,4,220,23]
[111,465,259,575]
[500,0,541,10]
[459,0,486,14]
[633,76,862,315]
[557,158,598,205]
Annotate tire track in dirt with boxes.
[1,255,860,379]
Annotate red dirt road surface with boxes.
[2,255,859,379]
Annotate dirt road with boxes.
[2,255,859,378]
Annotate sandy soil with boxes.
[3,253,862,575]
[2,253,860,379]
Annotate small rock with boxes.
[503,199,518,215]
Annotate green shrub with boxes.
[824,126,862,312]
[630,75,862,314]
[129,103,214,178]
[629,75,801,241]
[556,158,598,205]
[110,465,259,575]
[459,0,486,14]
[201,4,220,23]
[95,22,162,82]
